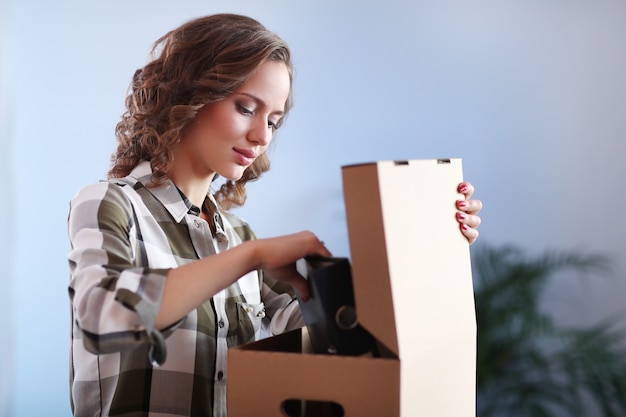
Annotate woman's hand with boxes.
[256,231,331,301]
[456,182,482,245]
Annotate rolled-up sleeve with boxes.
[68,181,170,356]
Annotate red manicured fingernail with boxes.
[461,224,469,231]
[458,184,468,193]
[457,212,466,221]
[457,200,467,208]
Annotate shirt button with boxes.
[218,319,225,328]
[193,220,200,228]
[217,371,224,380]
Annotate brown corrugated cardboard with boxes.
[228,159,476,417]
[228,328,400,416]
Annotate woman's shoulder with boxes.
[71,162,149,205]
[69,180,138,219]
[68,180,137,237]
[71,179,132,203]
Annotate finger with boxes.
[466,199,483,215]
[457,198,482,215]
[456,212,481,229]
[457,182,475,199]
[271,265,311,302]
[456,210,481,245]
[318,241,332,257]
[291,274,311,302]
[312,237,332,258]
[460,223,480,245]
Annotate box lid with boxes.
[341,159,476,359]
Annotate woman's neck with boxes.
[167,156,216,209]
[169,172,215,210]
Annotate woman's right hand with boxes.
[157,231,330,329]
[254,231,331,301]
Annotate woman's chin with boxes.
[218,169,245,182]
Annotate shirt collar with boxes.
[128,161,212,223]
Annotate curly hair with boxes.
[108,14,293,210]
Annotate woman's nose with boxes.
[247,118,272,146]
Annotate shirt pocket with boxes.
[236,302,268,343]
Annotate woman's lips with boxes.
[233,148,257,165]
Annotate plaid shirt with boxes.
[68,161,303,417]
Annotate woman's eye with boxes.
[237,104,254,115]
[268,120,278,130]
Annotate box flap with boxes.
[342,159,476,360]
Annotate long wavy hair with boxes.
[108,14,293,210]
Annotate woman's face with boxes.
[175,60,291,182]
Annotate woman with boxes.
[67,13,482,417]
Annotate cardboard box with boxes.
[228,159,476,417]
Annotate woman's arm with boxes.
[155,231,330,329]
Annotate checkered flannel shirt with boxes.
[68,161,303,417]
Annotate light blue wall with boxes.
[3,1,626,416]
[1,0,14,415]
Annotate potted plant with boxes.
[473,244,626,417]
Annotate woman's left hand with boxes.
[456,182,482,245]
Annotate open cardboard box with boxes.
[228,159,476,416]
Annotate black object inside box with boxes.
[297,256,375,356]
